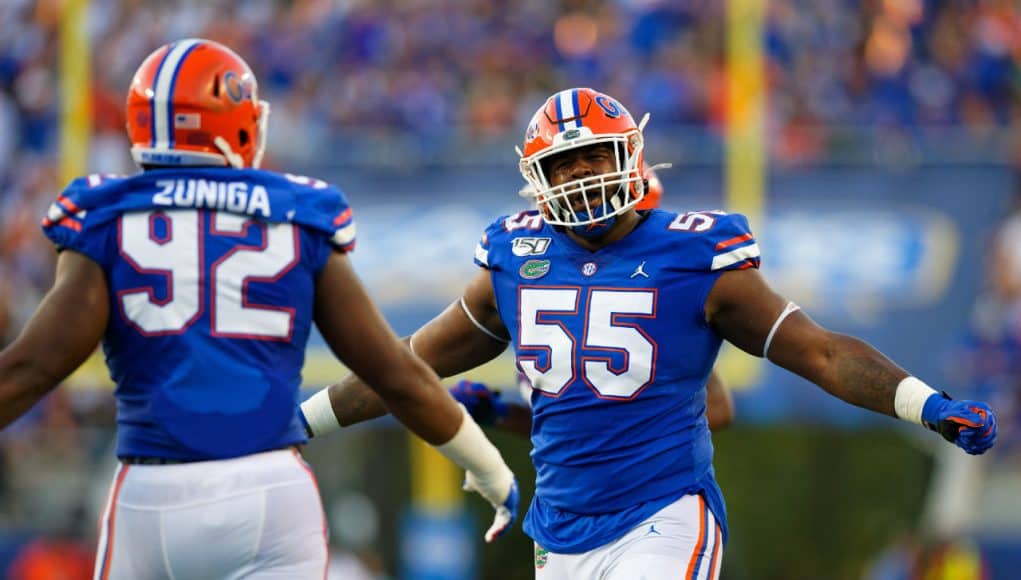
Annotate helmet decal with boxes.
[594,95,624,119]
[150,39,202,150]
[223,70,252,103]
[553,89,585,132]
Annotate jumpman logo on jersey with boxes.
[646,524,661,536]
[630,260,649,279]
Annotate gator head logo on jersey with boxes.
[517,88,648,235]
[126,38,269,170]
[535,545,549,569]
[520,259,551,280]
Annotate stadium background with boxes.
[0,0,1020,578]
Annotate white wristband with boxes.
[301,389,341,437]
[894,376,938,425]
[436,405,512,504]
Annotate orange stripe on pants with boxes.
[684,495,707,579]
[98,465,130,580]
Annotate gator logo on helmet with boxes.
[595,95,626,118]
[223,70,253,104]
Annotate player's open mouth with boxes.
[564,184,603,213]
[570,197,603,213]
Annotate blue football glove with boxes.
[463,474,519,543]
[449,380,509,426]
[921,392,997,455]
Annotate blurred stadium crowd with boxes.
[0,0,1020,578]
[4,0,1021,330]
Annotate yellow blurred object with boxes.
[921,540,986,580]
[408,435,462,514]
[725,0,765,227]
[723,0,767,392]
[59,0,90,187]
[65,351,111,390]
[713,343,764,392]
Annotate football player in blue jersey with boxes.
[0,39,517,579]
[299,87,997,579]
[446,166,736,437]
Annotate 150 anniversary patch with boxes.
[512,237,551,256]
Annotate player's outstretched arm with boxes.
[0,251,108,429]
[304,266,509,432]
[706,268,996,454]
[313,253,517,541]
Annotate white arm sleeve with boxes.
[435,405,513,505]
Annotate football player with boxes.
[0,39,517,579]
[448,166,736,437]
[300,88,997,579]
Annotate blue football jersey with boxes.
[42,167,356,461]
[475,208,760,553]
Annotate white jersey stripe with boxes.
[474,243,489,266]
[47,203,66,222]
[331,223,356,247]
[710,242,760,271]
[152,39,202,149]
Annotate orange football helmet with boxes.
[126,38,269,169]
[518,88,648,227]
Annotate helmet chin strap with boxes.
[215,100,271,169]
[214,137,246,169]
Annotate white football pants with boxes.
[534,493,723,580]
[94,448,328,579]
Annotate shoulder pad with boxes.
[662,210,761,272]
[275,172,356,252]
[40,174,131,250]
[474,210,546,270]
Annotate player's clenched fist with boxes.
[922,393,997,455]
[450,379,508,426]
